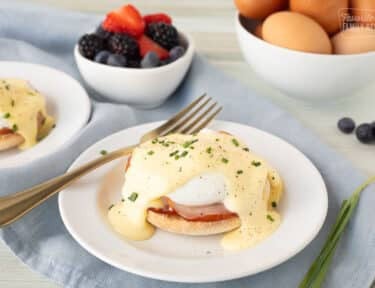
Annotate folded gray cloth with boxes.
[0,1,374,288]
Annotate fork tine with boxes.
[159,97,212,136]
[177,102,218,134]
[154,93,207,133]
[187,106,223,135]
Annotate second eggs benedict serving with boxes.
[108,131,283,250]
[0,79,55,151]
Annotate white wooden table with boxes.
[1,1,374,287]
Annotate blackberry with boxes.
[95,24,113,41]
[108,34,140,59]
[78,34,104,59]
[146,22,179,50]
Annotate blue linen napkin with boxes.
[0,1,374,287]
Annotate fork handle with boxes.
[0,145,136,227]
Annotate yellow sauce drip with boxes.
[108,131,283,250]
[0,79,55,149]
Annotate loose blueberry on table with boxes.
[337,117,356,134]
[337,117,375,144]
[356,123,374,144]
[78,4,186,69]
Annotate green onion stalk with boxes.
[299,176,375,288]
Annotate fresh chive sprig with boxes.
[299,176,375,288]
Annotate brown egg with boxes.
[351,0,375,25]
[262,12,332,54]
[290,0,348,35]
[254,23,263,38]
[234,0,288,20]
[332,27,375,54]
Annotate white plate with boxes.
[0,62,91,168]
[59,121,328,283]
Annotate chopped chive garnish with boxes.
[169,150,179,157]
[271,201,277,208]
[175,155,180,160]
[251,161,261,167]
[206,147,212,154]
[108,204,114,210]
[121,198,125,202]
[243,147,250,152]
[3,113,10,119]
[182,139,198,148]
[12,124,18,132]
[100,150,107,156]
[147,150,154,155]
[11,99,15,106]
[215,138,219,142]
[5,84,10,90]
[152,139,158,144]
[181,151,188,157]
[221,158,229,164]
[128,192,138,202]
[232,138,239,147]
[267,214,274,222]
[237,170,243,175]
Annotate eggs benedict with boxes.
[108,131,283,250]
[0,79,55,151]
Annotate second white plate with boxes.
[0,62,91,168]
[59,120,328,283]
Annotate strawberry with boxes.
[137,35,169,60]
[103,4,145,37]
[143,13,172,25]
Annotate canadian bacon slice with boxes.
[150,197,238,222]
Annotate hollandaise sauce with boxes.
[108,131,283,250]
[0,79,55,149]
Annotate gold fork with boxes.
[0,94,222,227]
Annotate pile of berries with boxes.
[338,117,375,144]
[78,4,186,68]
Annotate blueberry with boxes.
[94,50,111,64]
[106,54,127,67]
[338,117,356,134]
[371,122,375,138]
[141,51,160,68]
[356,123,373,143]
[169,46,185,62]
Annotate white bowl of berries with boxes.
[75,4,194,109]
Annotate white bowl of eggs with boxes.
[235,0,375,100]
